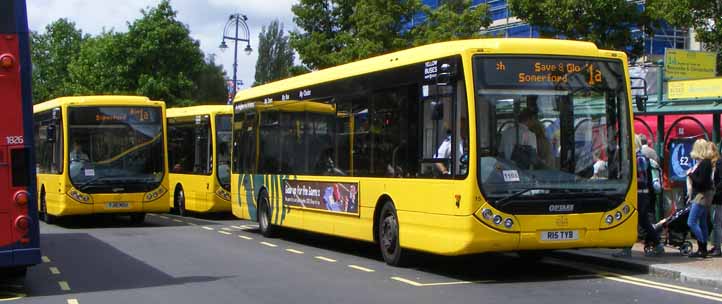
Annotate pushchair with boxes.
[647,195,694,255]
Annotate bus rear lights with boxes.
[605,215,614,225]
[481,208,493,220]
[0,54,14,69]
[493,215,503,225]
[503,218,514,228]
[615,211,623,221]
[14,190,29,205]
[15,215,30,232]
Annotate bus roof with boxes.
[238,100,336,114]
[167,105,232,118]
[33,95,164,113]
[233,38,624,103]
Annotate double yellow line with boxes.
[598,271,722,302]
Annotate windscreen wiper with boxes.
[494,187,567,206]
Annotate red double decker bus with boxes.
[0,0,41,278]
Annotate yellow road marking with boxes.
[391,276,492,287]
[67,299,79,304]
[285,249,304,254]
[49,267,60,274]
[241,225,258,229]
[315,256,337,263]
[0,292,25,301]
[187,222,197,226]
[221,227,233,231]
[231,225,245,230]
[239,235,253,240]
[260,242,278,248]
[202,226,214,231]
[159,216,169,219]
[42,256,50,263]
[348,265,374,272]
[218,231,232,235]
[173,219,183,223]
[558,260,722,302]
[58,281,70,291]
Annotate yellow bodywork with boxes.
[34,96,170,216]
[231,38,638,255]
[166,105,232,213]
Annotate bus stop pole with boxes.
[655,61,665,222]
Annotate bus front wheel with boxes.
[175,187,187,217]
[378,201,407,266]
[40,188,54,225]
[257,190,276,237]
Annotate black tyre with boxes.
[378,201,406,266]
[257,190,276,237]
[176,188,187,217]
[130,213,146,224]
[40,189,54,225]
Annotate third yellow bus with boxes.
[167,105,232,215]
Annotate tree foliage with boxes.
[30,19,86,103]
[508,0,650,57]
[646,0,722,73]
[33,0,226,106]
[254,20,295,86]
[290,0,490,70]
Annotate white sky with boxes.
[27,0,299,93]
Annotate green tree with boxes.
[194,54,228,104]
[646,0,722,73]
[31,19,86,103]
[69,31,134,96]
[508,0,651,57]
[124,0,206,106]
[411,0,491,46]
[254,20,295,86]
[290,0,490,70]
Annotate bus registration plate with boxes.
[541,230,578,241]
[106,202,129,209]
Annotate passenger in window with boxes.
[434,129,463,176]
[592,150,608,179]
[499,109,537,165]
[69,140,90,178]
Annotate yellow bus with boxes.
[167,105,232,215]
[33,96,169,224]
[231,38,637,265]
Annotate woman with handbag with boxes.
[686,139,716,258]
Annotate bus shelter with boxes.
[633,63,722,221]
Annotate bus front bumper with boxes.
[397,210,637,256]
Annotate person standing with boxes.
[710,142,722,257]
[639,134,659,164]
[686,139,715,258]
[613,134,664,257]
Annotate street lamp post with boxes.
[219,13,252,104]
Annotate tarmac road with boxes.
[2,213,722,304]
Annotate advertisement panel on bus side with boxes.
[282,180,358,215]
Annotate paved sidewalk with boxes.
[554,243,722,288]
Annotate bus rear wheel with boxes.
[1,266,27,279]
[378,201,406,266]
[257,190,276,237]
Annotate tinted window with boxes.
[168,115,212,175]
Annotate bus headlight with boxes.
[622,205,630,215]
[481,208,493,220]
[605,215,614,225]
[504,218,514,228]
[68,189,91,203]
[144,186,167,202]
[615,211,623,221]
[493,215,503,225]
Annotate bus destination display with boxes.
[70,107,161,125]
[476,57,612,89]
